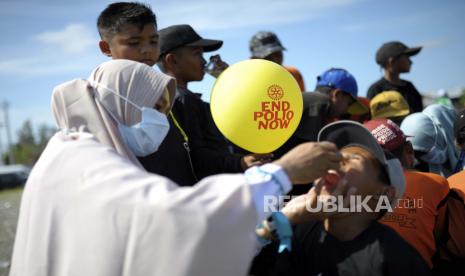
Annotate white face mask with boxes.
[91,82,170,157]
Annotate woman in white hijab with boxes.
[9,60,342,276]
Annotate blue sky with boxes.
[0,0,465,150]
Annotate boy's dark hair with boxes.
[389,143,407,167]
[97,2,156,41]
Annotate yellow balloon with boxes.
[210,59,303,153]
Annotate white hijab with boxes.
[10,60,258,276]
[51,59,176,166]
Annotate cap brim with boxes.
[347,96,369,115]
[254,45,287,58]
[372,109,410,120]
[403,46,422,57]
[318,120,387,164]
[186,39,223,52]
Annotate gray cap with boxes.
[249,31,286,58]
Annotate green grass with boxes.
[0,187,23,276]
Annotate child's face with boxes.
[330,90,354,118]
[101,23,159,67]
[315,146,389,203]
[391,54,412,73]
[172,46,207,82]
[264,51,283,65]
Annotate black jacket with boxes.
[172,88,244,178]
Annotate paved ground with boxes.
[0,188,22,276]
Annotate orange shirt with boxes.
[448,169,465,198]
[380,170,450,268]
[284,66,305,92]
[443,171,465,260]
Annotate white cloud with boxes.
[339,13,435,33]
[0,0,365,77]
[156,0,364,31]
[0,23,104,76]
[0,52,105,77]
[35,24,97,54]
[419,37,453,49]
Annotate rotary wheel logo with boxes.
[267,85,284,101]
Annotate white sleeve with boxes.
[245,163,292,222]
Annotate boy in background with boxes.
[96,2,199,185]
[249,31,306,92]
[367,41,423,113]
[364,118,450,269]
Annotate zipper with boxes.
[170,111,199,182]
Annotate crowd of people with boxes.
[8,2,465,276]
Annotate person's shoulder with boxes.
[374,222,431,273]
[448,170,465,189]
[448,171,465,201]
[405,170,449,202]
[399,79,414,86]
[302,91,330,104]
[180,89,208,110]
[399,79,419,90]
[35,131,127,177]
[302,92,331,115]
[370,77,387,86]
[373,222,412,244]
[405,170,449,190]
[374,223,422,256]
[293,221,323,241]
[367,78,387,98]
[49,131,99,150]
[284,66,301,73]
[58,131,132,165]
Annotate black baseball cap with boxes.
[318,120,406,199]
[376,41,422,67]
[158,24,223,56]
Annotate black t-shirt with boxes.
[293,92,331,142]
[367,78,423,113]
[250,221,431,276]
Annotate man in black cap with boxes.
[249,31,306,92]
[367,41,424,113]
[156,24,271,179]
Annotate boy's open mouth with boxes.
[321,170,343,192]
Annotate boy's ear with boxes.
[165,53,177,67]
[332,89,343,100]
[99,40,112,57]
[403,142,415,168]
[386,57,396,69]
